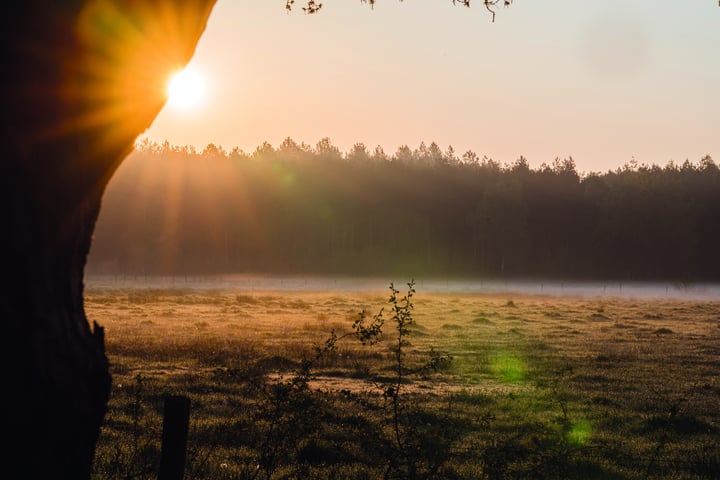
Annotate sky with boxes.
[140,0,720,173]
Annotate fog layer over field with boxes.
[85,274,720,301]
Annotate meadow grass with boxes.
[87,286,720,479]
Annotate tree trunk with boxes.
[0,2,215,478]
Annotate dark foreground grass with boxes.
[87,286,720,479]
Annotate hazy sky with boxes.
[141,0,720,173]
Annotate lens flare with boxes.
[491,352,526,383]
[567,420,592,446]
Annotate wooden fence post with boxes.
[158,395,191,480]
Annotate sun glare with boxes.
[167,69,206,110]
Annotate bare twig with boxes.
[286,0,514,21]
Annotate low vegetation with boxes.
[88,283,720,479]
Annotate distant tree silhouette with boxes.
[90,142,720,281]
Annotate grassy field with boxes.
[87,284,720,479]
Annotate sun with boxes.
[167,68,206,110]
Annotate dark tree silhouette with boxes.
[89,142,720,281]
[0,2,215,478]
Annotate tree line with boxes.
[87,138,720,281]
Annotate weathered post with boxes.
[158,395,191,480]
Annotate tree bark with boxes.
[0,1,215,478]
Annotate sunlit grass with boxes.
[87,288,720,479]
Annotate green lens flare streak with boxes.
[491,352,526,383]
[566,420,592,446]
